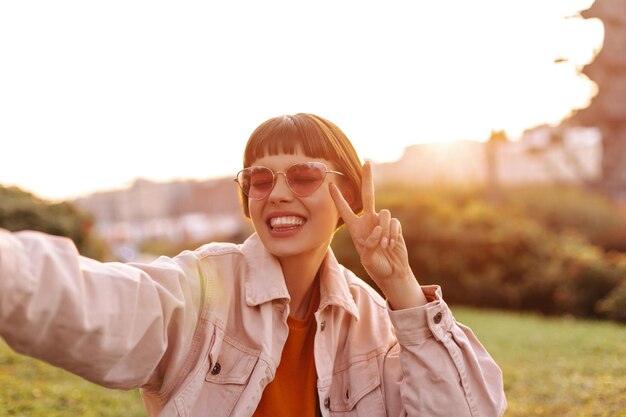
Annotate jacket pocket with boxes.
[205,334,259,385]
[328,356,386,416]
[175,330,260,417]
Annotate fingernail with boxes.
[389,238,395,249]
[381,237,388,249]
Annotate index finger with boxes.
[362,161,376,215]
[329,182,358,226]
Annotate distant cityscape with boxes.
[75,125,600,260]
[375,126,599,187]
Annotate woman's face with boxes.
[247,149,342,262]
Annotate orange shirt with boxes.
[253,286,320,417]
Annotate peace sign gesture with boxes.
[329,161,427,309]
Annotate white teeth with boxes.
[270,216,305,227]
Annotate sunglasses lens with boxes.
[287,162,326,196]
[239,167,274,199]
[237,162,331,199]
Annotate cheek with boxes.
[316,194,341,225]
[248,201,264,224]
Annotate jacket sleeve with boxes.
[0,229,206,392]
[384,285,507,417]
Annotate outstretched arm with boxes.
[0,228,203,392]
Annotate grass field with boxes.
[1,307,625,417]
[456,308,626,417]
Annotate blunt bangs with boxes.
[243,114,341,167]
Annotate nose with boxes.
[267,172,293,202]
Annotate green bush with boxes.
[502,185,626,251]
[596,279,626,323]
[332,185,626,321]
[0,185,108,260]
[555,242,626,318]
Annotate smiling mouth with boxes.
[269,216,306,231]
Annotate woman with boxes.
[0,113,506,416]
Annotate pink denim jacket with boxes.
[0,229,506,416]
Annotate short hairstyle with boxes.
[239,113,363,227]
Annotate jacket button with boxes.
[320,321,326,331]
[433,312,443,324]
[211,362,221,375]
[324,397,330,409]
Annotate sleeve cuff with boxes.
[387,285,455,345]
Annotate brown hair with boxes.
[239,113,363,226]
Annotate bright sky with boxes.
[0,0,603,201]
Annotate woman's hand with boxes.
[329,161,427,309]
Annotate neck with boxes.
[280,247,327,320]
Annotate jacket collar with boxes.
[241,234,290,306]
[241,234,360,320]
[318,248,360,321]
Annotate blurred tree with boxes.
[0,185,108,260]
[485,129,508,205]
[570,0,626,200]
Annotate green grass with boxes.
[0,344,144,417]
[454,307,626,417]
[1,308,625,416]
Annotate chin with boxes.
[262,240,306,258]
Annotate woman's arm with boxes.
[384,286,507,417]
[0,228,204,391]
[330,162,506,416]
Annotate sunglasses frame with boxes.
[235,162,344,200]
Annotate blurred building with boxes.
[74,177,248,260]
[374,126,601,187]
